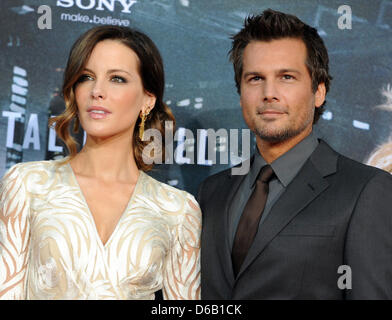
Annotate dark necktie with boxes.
[232,164,275,276]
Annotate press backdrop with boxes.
[1,0,391,196]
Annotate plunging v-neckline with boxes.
[67,162,143,248]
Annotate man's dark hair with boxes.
[229,9,332,124]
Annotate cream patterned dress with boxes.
[0,159,201,300]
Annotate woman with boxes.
[0,26,201,300]
[366,84,392,173]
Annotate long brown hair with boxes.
[50,26,174,171]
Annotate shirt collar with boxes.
[249,131,319,188]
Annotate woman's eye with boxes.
[77,74,93,83]
[111,75,126,83]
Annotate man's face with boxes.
[239,38,325,143]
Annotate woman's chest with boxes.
[28,189,176,274]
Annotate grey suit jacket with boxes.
[197,140,392,299]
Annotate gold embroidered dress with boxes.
[0,159,201,300]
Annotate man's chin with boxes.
[254,128,300,144]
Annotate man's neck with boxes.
[256,127,313,163]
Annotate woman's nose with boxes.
[91,80,106,99]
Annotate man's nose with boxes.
[262,80,279,103]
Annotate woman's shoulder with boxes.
[140,172,201,246]
[140,171,201,216]
[4,158,67,176]
[141,171,197,202]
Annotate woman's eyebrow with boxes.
[83,67,131,76]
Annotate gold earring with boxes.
[139,111,148,140]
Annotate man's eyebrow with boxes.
[243,69,301,78]
[277,68,301,74]
[243,71,264,78]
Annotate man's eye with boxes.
[250,76,262,82]
[111,76,126,83]
[282,75,294,80]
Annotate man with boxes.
[198,9,392,299]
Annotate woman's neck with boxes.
[70,131,139,183]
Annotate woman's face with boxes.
[74,39,156,141]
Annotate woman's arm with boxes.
[162,193,201,300]
[0,164,31,299]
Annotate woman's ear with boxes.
[142,91,157,115]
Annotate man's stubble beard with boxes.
[252,109,314,143]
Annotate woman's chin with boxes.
[84,129,133,144]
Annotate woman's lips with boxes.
[87,106,111,119]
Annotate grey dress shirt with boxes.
[229,131,319,249]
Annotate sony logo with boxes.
[56,0,137,14]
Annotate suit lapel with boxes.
[235,140,338,279]
[212,161,249,283]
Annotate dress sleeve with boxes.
[162,193,201,300]
[0,164,31,299]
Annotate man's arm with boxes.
[345,170,392,299]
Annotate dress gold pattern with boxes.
[0,159,201,300]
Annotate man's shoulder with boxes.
[203,166,232,182]
[316,139,389,178]
[315,140,391,188]
[337,152,391,183]
[198,158,252,201]
[201,158,251,186]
